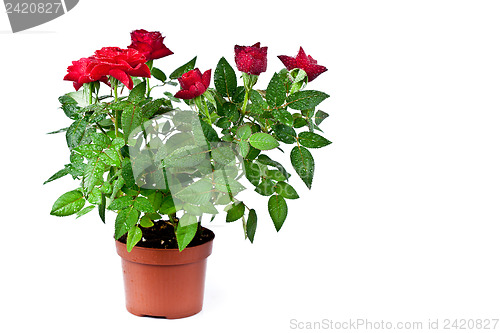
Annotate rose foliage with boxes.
[47,30,331,252]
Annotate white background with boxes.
[1,0,500,332]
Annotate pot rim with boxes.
[116,227,215,266]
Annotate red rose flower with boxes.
[90,47,151,89]
[128,29,174,61]
[174,68,211,100]
[234,42,267,75]
[63,57,109,91]
[278,47,327,82]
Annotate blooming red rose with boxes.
[64,47,150,90]
[174,68,211,100]
[234,42,267,75]
[90,47,151,90]
[63,57,109,91]
[128,29,174,61]
[278,47,327,82]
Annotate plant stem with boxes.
[88,83,93,105]
[147,77,151,98]
[241,89,249,115]
[202,98,212,125]
[113,83,119,138]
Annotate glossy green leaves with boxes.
[291,146,315,189]
[248,133,279,150]
[286,90,329,110]
[214,57,237,98]
[50,190,86,216]
[268,194,287,232]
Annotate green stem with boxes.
[241,89,249,115]
[202,98,212,125]
[147,77,151,98]
[113,83,119,138]
[88,83,93,105]
[168,213,177,225]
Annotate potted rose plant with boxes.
[45,29,331,318]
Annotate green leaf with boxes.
[200,119,220,142]
[111,137,126,149]
[255,178,275,196]
[43,168,69,185]
[293,117,308,128]
[47,127,69,135]
[215,117,231,129]
[226,201,245,222]
[128,81,147,103]
[108,196,134,210]
[286,90,330,110]
[121,105,144,140]
[50,190,86,216]
[66,118,91,149]
[126,225,143,252]
[140,214,154,228]
[159,145,208,168]
[236,124,252,141]
[246,146,261,160]
[249,90,268,109]
[67,90,89,107]
[266,72,287,108]
[244,161,261,186]
[274,124,297,144]
[147,191,164,211]
[298,132,332,148]
[246,209,257,243]
[238,141,250,158]
[256,154,291,179]
[275,181,299,199]
[114,207,140,240]
[170,56,197,79]
[179,213,197,227]
[290,146,315,189]
[142,98,170,119]
[233,86,246,103]
[176,222,198,252]
[266,169,287,182]
[82,158,106,193]
[59,94,81,120]
[121,158,136,187]
[76,205,95,218]
[314,110,329,125]
[222,102,239,123]
[151,67,167,82]
[87,186,102,205]
[98,192,106,223]
[134,197,156,213]
[111,175,125,200]
[159,194,177,215]
[272,108,293,126]
[214,57,237,98]
[248,133,279,150]
[268,194,287,231]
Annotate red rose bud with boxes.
[64,57,109,91]
[174,68,211,100]
[234,42,267,75]
[278,47,327,82]
[129,29,174,61]
[90,47,151,90]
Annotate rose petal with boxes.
[109,69,133,90]
[201,69,212,89]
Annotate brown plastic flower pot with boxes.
[115,229,214,319]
